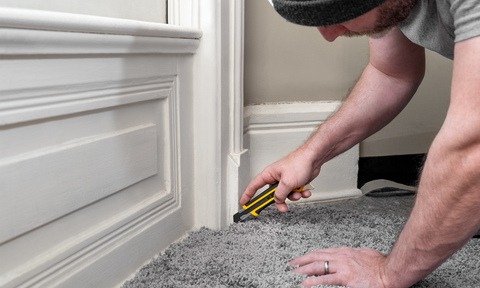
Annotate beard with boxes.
[344,0,417,39]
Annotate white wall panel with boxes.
[0,8,197,288]
[0,124,158,243]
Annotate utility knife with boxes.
[233,182,314,223]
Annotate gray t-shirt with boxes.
[399,0,480,60]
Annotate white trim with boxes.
[0,28,199,55]
[0,7,201,38]
[244,101,340,128]
[167,0,248,228]
[188,0,248,229]
[230,0,245,155]
[0,193,178,288]
[167,0,200,28]
[191,0,224,229]
[226,0,248,225]
[0,76,175,125]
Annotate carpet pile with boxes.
[122,202,480,287]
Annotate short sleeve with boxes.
[450,0,480,42]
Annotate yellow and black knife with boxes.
[233,182,313,223]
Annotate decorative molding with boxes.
[0,192,179,288]
[226,0,248,225]
[0,28,200,56]
[244,102,362,203]
[191,0,249,229]
[0,7,202,38]
[244,101,341,130]
[192,0,231,229]
[0,76,174,126]
[167,0,200,28]
[0,75,184,287]
[230,0,245,154]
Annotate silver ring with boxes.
[324,261,329,275]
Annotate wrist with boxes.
[298,128,335,168]
[375,255,392,288]
[295,141,325,170]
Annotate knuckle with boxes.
[318,275,331,285]
[280,178,296,188]
[313,261,323,270]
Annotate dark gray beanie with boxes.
[271,0,388,27]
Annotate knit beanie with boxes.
[270,0,388,27]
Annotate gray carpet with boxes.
[122,195,480,288]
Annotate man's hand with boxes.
[289,247,389,288]
[239,149,318,212]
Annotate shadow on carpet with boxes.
[122,203,480,288]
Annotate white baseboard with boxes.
[244,102,362,203]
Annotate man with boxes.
[240,0,480,287]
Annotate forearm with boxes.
[384,132,480,288]
[382,36,480,288]
[298,62,421,167]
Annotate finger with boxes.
[287,190,312,201]
[292,261,334,276]
[301,190,311,198]
[274,202,289,213]
[287,192,302,201]
[240,174,277,205]
[289,251,330,266]
[301,274,344,288]
[274,180,297,205]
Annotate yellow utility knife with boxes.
[233,182,313,223]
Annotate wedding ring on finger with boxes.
[324,261,329,275]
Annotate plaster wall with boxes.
[0,0,166,23]
[244,0,453,157]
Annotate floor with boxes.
[314,192,480,238]
[319,192,416,218]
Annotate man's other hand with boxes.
[290,247,389,288]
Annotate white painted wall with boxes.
[0,0,166,23]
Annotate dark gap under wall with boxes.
[357,153,426,188]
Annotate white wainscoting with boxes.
[244,102,362,203]
[0,8,199,288]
